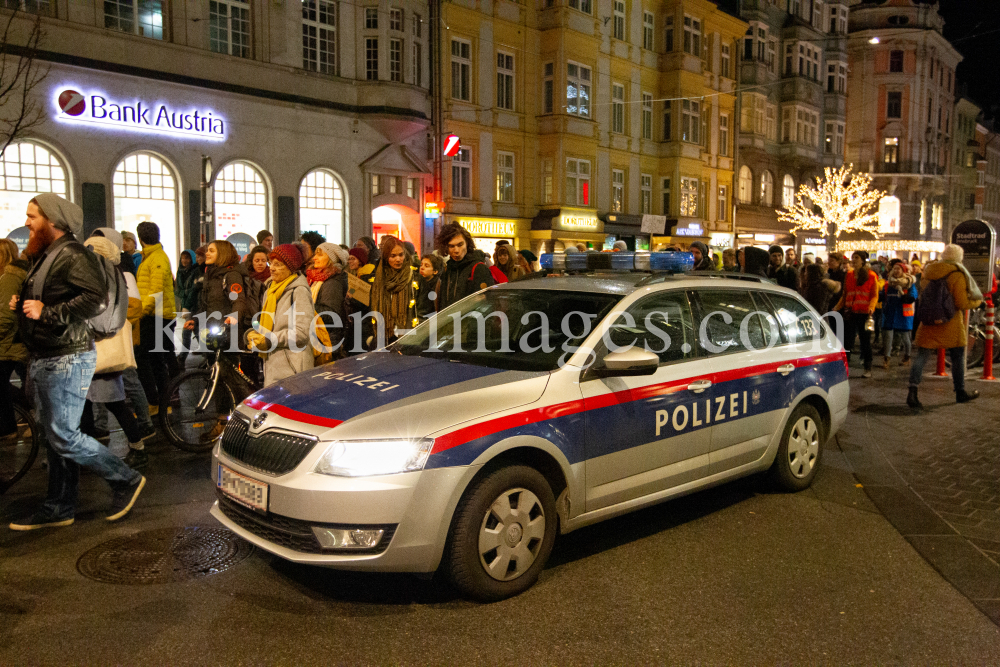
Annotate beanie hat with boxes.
[942,244,964,262]
[269,243,304,273]
[768,245,783,255]
[349,247,368,265]
[121,231,137,245]
[518,249,537,263]
[93,227,123,251]
[316,241,349,269]
[84,236,121,265]
[613,240,628,251]
[33,193,83,238]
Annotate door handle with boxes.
[687,379,712,393]
[777,364,795,376]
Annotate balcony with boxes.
[779,76,823,107]
[739,60,778,88]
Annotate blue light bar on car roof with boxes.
[539,251,695,273]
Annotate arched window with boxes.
[299,169,346,245]
[113,153,179,266]
[782,174,796,208]
[760,170,774,206]
[0,141,69,244]
[214,161,268,242]
[878,195,901,234]
[738,165,753,203]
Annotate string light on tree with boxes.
[777,164,886,252]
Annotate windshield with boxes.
[393,289,622,371]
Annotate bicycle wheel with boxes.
[0,404,41,494]
[160,369,237,453]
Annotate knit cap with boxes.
[349,247,368,265]
[316,242,349,269]
[269,243,304,273]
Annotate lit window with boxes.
[299,169,345,245]
[782,174,795,208]
[738,166,752,204]
[210,0,251,57]
[884,137,899,164]
[496,152,514,202]
[878,196,900,235]
[612,83,625,134]
[680,177,698,217]
[567,63,592,117]
[717,185,727,221]
[302,0,337,75]
[641,174,652,214]
[566,158,590,206]
[612,169,624,213]
[214,161,268,241]
[113,152,178,266]
[105,0,164,39]
[760,171,773,207]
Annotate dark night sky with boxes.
[938,0,1000,118]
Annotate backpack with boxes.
[916,276,957,325]
[488,265,509,284]
[30,242,128,341]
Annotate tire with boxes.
[160,369,237,453]
[443,465,557,602]
[769,404,824,492]
[0,404,40,494]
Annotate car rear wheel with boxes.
[444,465,557,602]
[769,404,823,492]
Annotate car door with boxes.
[581,289,710,512]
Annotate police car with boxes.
[210,252,849,601]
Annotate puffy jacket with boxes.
[800,278,841,315]
[882,274,916,331]
[913,262,982,350]
[0,261,29,363]
[136,243,176,319]
[17,235,106,358]
[262,274,315,385]
[437,250,494,310]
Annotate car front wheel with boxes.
[769,403,823,492]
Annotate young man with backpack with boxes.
[907,244,984,408]
[435,222,495,310]
[8,194,144,530]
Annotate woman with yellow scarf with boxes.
[369,236,413,347]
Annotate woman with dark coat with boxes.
[740,246,771,279]
[308,242,350,360]
[354,236,381,267]
[368,235,413,347]
[183,240,249,347]
[799,262,842,314]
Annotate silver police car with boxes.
[211,254,849,600]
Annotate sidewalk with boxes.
[838,359,1000,625]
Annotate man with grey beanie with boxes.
[8,194,144,530]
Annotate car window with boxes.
[767,293,825,344]
[692,289,770,355]
[606,291,696,363]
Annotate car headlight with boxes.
[314,439,435,477]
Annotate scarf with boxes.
[944,260,984,302]
[307,264,336,286]
[250,268,270,283]
[370,261,412,335]
[258,274,297,340]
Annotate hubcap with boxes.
[787,416,819,479]
[478,487,546,581]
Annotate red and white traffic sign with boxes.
[443,134,461,157]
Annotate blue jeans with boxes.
[31,351,140,519]
[883,329,912,358]
[908,346,966,393]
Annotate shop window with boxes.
[612,169,624,213]
[302,0,337,75]
[738,166,752,204]
[567,62,591,117]
[641,174,652,214]
[496,152,514,203]
[451,39,471,101]
[452,147,471,199]
[210,0,251,58]
[0,141,68,241]
[105,0,164,40]
[299,169,345,245]
[566,158,590,206]
[365,37,379,80]
[497,52,514,110]
[214,161,268,242]
[877,196,900,235]
[114,152,179,267]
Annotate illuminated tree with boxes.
[777,164,886,252]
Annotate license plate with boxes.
[217,464,268,513]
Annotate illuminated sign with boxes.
[424,202,440,220]
[557,209,600,231]
[710,233,732,248]
[675,223,704,237]
[460,219,517,237]
[443,134,461,157]
[803,238,825,245]
[54,88,226,141]
[754,233,776,242]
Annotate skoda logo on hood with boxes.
[252,411,269,430]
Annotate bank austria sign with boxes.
[54,88,227,141]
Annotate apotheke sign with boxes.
[54,88,227,141]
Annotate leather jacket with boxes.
[18,235,106,359]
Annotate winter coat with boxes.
[0,261,29,364]
[741,247,770,279]
[174,250,203,312]
[690,241,714,271]
[769,263,799,290]
[913,262,983,350]
[881,275,917,331]
[313,271,349,353]
[413,274,440,322]
[136,243,176,319]
[438,250,494,310]
[262,274,315,385]
[800,278,841,315]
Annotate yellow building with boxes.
[436,0,746,259]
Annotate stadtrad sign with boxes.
[55,88,227,141]
[951,219,997,295]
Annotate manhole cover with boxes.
[77,527,254,584]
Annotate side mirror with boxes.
[593,348,660,377]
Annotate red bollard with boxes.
[982,275,996,381]
[935,347,948,376]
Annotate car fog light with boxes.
[312,527,385,550]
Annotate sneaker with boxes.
[10,510,74,531]
[882,357,890,370]
[107,475,146,522]
[123,448,148,470]
[862,369,872,378]
[901,355,911,366]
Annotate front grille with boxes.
[216,491,396,555]
[220,416,318,476]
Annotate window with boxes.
[389,7,402,31]
[299,169,346,245]
[966,151,975,168]
[412,33,422,86]
[919,199,927,235]
[3,1,51,15]
[365,6,377,29]
[665,16,674,52]
[613,0,625,41]
[0,141,68,240]
[680,177,698,217]
[407,177,418,199]
[104,0,164,39]
[365,37,379,80]
[389,38,402,82]
[932,203,943,230]
[765,105,776,141]
[693,290,772,355]
[113,153,179,266]
[567,63,591,117]
[302,0,337,75]
[542,62,554,114]
[887,91,902,119]
[662,178,671,214]
[497,52,514,110]
[642,93,653,140]
[782,107,791,142]
[607,292,696,364]
[825,122,835,155]
[884,137,899,164]
[770,294,824,344]
[760,171,773,207]
[566,158,590,206]
[682,99,700,144]
[643,12,654,50]
[495,152,514,202]
[756,27,766,61]
[719,114,729,156]
[718,185,727,221]
[663,101,672,141]
[890,50,904,73]
[796,44,820,80]
[371,174,380,196]
[210,0,251,58]
[612,169,625,212]
[612,84,625,134]
[782,174,795,208]
[451,39,471,101]
[541,159,553,204]
[767,39,777,73]
[569,0,591,14]
[641,174,652,214]
[452,147,471,199]
[214,161,267,242]
[721,44,730,78]
[683,16,701,57]
[790,108,818,146]
[738,166,752,204]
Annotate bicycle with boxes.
[159,325,262,452]
[0,396,41,494]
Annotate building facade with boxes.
[950,96,982,233]
[973,120,1000,232]
[435,0,746,259]
[844,0,960,258]
[734,0,849,256]
[0,0,432,265]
